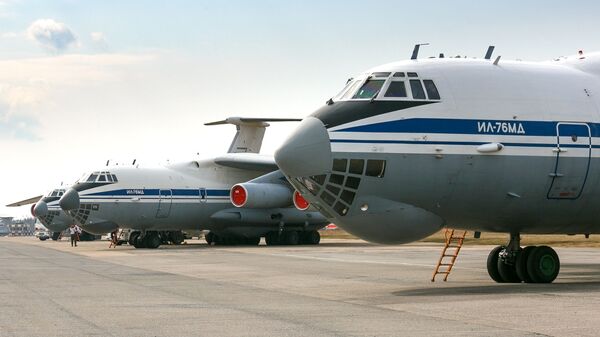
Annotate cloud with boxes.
[90,32,108,51]
[26,19,77,52]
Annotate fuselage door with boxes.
[156,189,173,218]
[199,188,207,203]
[547,123,591,199]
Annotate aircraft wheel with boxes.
[170,231,185,245]
[265,232,280,246]
[302,230,320,245]
[212,234,223,245]
[129,231,140,246]
[527,245,560,283]
[487,246,505,283]
[133,235,145,249]
[282,231,299,245]
[516,246,536,283]
[51,232,61,241]
[205,232,214,245]
[497,254,521,283]
[144,232,161,249]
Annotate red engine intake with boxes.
[293,190,310,211]
[31,203,36,217]
[231,185,248,207]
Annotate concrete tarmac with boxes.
[1,237,600,337]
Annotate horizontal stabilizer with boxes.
[205,117,302,153]
[6,195,43,207]
[214,153,278,171]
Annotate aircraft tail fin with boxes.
[205,117,301,153]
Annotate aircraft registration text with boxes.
[477,121,525,134]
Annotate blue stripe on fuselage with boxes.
[84,189,230,197]
[334,118,599,137]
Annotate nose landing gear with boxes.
[487,233,560,284]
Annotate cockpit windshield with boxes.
[47,189,65,198]
[352,79,385,99]
[82,171,118,184]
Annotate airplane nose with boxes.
[32,201,48,217]
[59,188,80,211]
[274,117,331,178]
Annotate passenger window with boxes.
[98,175,106,182]
[352,79,385,99]
[410,80,426,99]
[423,80,440,100]
[384,81,407,98]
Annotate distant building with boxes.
[0,217,35,236]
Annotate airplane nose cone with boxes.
[33,201,48,217]
[275,117,331,178]
[59,188,80,211]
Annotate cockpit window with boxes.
[423,80,440,100]
[339,80,363,100]
[98,175,106,182]
[111,174,118,182]
[352,79,385,99]
[410,80,426,99]
[51,191,58,197]
[87,174,98,182]
[384,81,407,98]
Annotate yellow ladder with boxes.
[431,228,468,282]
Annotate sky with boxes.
[2,0,600,217]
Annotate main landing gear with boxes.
[487,233,560,283]
[129,230,185,249]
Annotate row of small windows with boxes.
[335,73,440,102]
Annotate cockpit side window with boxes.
[98,175,106,182]
[87,174,98,182]
[339,80,363,100]
[51,191,58,197]
[409,80,426,99]
[106,174,113,182]
[384,81,407,98]
[111,174,118,182]
[352,79,385,99]
[423,80,440,100]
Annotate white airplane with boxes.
[59,118,328,248]
[270,46,600,283]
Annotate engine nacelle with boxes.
[230,183,292,209]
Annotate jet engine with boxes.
[230,183,292,208]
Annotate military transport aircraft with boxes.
[59,117,328,248]
[271,47,600,284]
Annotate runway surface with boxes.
[1,237,600,337]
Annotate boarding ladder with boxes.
[431,228,468,282]
[109,229,124,248]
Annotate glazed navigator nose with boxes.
[59,188,80,211]
[274,117,331,178]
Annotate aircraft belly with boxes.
[328,151,600,235]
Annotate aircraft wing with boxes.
[6,195,43,207]
[213,153,279,171]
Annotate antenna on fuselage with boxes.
[411,43,429,60]
[493,55,501,65]
[484,45,495,60]
[106,160,110,167]
[132,159,136,165]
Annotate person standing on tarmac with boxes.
[69,224,81,247]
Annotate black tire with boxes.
[52,232,61,241]
[265,232,280,246]
[516,246,536,283]
[497,255,521,283]
[144,232,161,249]
[212,234,223,245]
[133,235,145,249]
[487,246,505,283]
[129,231,140,246]
[283,231,299,245]
[303,230,320,245]
[205,232,214,245]
[527,245,560,283]
[170,231,185,245]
